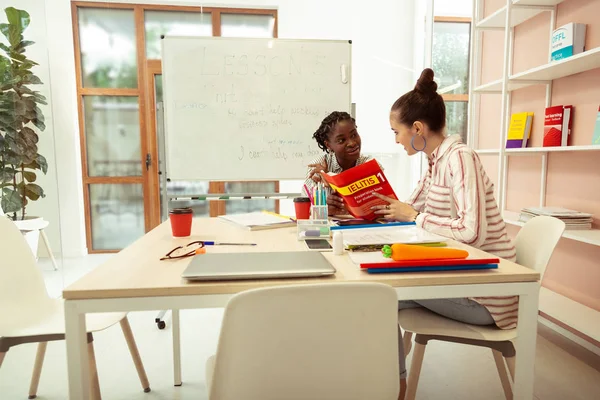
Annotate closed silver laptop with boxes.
[181,251,336,281]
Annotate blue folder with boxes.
[330,221,416,231]
[366,264,498,273]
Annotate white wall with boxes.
[0,0,65,257]
[38,0,419,255]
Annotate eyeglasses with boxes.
[160,241,206,260]
[160,240,257,260]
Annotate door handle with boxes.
[145,153,151,171]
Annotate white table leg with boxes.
[65,300,90,400]
[513,286,540,399]
[172,309,182,386]
[40,229,59,271]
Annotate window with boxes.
[144,11,212,59]
[73,4,278,252]
[432,15,471,142]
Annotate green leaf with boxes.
[32,118,45,131]
[22,170,36,182]
[22,74,42,85]
[3,149,21,164]
[34,106,44,122]
[20,126,38,144]
[15,40,34,53]
[1,187,23,213]
[0,166,15,182]
[0,43,10,53]
[36,154,47,174]
[24,183,43,200]
[5,7,31,33]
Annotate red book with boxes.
[359,257,500,269]
[543,105,573,147]
[319,159,398,220]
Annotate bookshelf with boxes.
[476,0,564,29]
[505,145,600,155]
[503,211,600,246]
[468,0,600,214]
[468,0,600,347]
[474,47,600,92]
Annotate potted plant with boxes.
[0,7,49,254]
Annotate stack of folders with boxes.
[348,251,499,273]
[519,207,593,230]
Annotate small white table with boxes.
[63,218,541,399]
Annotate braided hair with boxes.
[312,111,355,153]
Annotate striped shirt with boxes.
[302,153,372,197]
[407,135,518,329]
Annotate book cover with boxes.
[551,23,586,61]
[319,159,398,220]
[506,112,533,148]
[544,105,572,147]
[593,106,600,145]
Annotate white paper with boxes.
[342,226,447,246]
[219,212,291,227]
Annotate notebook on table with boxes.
[181,251,336,281]
[366,264,498,273]
[218,211,296,231]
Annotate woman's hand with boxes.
[371,193,419,222]
[327,192,346,216]
[307,159,328,182]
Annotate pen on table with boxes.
[203,241,257,246]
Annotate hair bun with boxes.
[414,68,438,95]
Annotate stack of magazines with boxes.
[519,207,593,230]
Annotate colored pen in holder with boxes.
[311,205,328,220]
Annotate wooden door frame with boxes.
[72,1,280,249]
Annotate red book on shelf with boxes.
[543,105,572,147]
[359,257,500,269]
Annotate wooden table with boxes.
[64,218,540,399]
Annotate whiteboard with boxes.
[161,36,352,181]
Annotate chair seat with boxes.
[398,308,517,342]
[0,297,126,338]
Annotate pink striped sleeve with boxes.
[405,167,430,212]
[419,150,488,247]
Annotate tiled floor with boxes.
[1,255,599,399]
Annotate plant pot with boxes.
[13,216,47,258]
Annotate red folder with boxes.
[359,257,500,269]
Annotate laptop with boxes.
[181,251,336,281]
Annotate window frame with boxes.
[72,1,278,252]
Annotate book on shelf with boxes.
[506,112,533,148]
[519,207,593,230]
[319,159,398,220]
[551,22,586,61]
[543,105,573,147]
[593,106,600,145]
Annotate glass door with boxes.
[75,7,149,251]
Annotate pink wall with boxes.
[480,0,600,311]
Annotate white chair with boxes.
[206,282,400,400]
[398,215,566,400]
[0,217,150,399]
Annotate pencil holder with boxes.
[311,205,328,220]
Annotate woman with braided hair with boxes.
[302,111,372,216]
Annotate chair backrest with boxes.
[0,217,52,315]
[209,282,399,400]
[514,215,565,279]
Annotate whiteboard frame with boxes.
[160,35,353,182]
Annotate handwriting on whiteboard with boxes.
[198,47,327,77]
